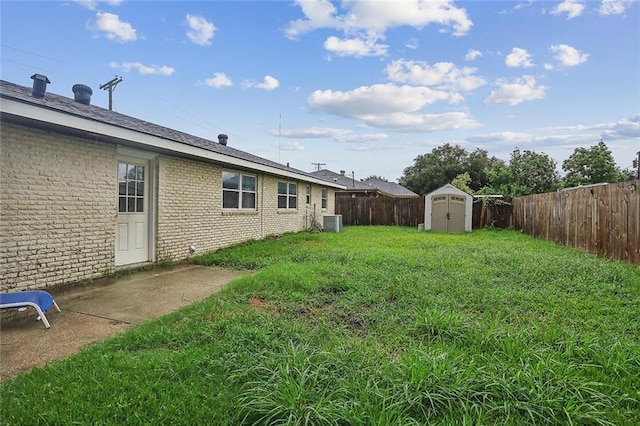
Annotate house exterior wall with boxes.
[1,123,336,292]
[1,122,117,291]
[156,156,335,261]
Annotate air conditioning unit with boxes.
[323,215,342,232]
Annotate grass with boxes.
[2,227,639,424]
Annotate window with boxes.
[223,171,256,209]
[306,185,311,205]
[278,181,297,209]
[118,162,144,213]
[321,188,328,209]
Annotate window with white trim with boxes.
[223,171,256,210]
[278,181,297,209]
[305,184,311,205]
[321,188,328,209]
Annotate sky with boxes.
[1,0,639,182]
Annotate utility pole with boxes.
[634,151,640,179]
[100,76,123,111]
[312,162,326,171]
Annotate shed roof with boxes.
[0,79,344,189]
[425,183,473,198]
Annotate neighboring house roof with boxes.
[363,177,420,198]
[309,169,374,191]
[309,169,419,198]
[0,79,344,189]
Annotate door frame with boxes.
[116,146,157,265]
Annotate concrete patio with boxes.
[0,264,250,382]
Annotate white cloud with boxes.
[550,44,589,67]
[204,72,233,88]
[254,75,280,91]
[341,0,473,36]
[467,115,640,155]
[186,14,216,46]
[309,83,452,116]
[307,83,480,131]
[505,47,534,68]
[75,0,123,10]
[324,34,388,57]
[93,12,137,42]
[277,141,305,151]
[405,38,419,50]
[499,1,534,14]
[385,59,486,92]
[285,0,341,39]
[285,0,473,57]
[597,114,640,140]
[598,0,630,15]
[273,127,388,143]
[551,0,585,19]
[484,76,547,106]
[465,49,482,61]
[362,112,481,132]
[110,62,174,75]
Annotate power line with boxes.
[1,44,63,62]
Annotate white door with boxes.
[115,159,149,266]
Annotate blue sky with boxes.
[1,0,638,181]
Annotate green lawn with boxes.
[2,227,639,425]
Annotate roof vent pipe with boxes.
[72,84,93,105]
[218,134,228,146]
[30,74,50,99]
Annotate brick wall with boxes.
[156,157,336,261]
[1,123,117,291]
[1,123,336,292]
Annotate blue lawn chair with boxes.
[0,290,61,329]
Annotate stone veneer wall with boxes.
[1,123,117,291]
[155,156,335,261]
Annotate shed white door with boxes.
[115,159,149,266]
[431,194,466,232]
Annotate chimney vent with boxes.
[30,74,50,99]
[218,134,228,146]
[72,84,93,105]
[340,170,345,175]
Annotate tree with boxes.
[399,143,499,195]
[362,175,388,182]
[451,172,474,194]
[484,148,560,197]
[562,140,628,187]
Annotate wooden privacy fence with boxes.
[472,199,513,229]
[335,197,424,227]
[513,180,640,265]
[335,196,513,229]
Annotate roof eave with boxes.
[0,96,345,189]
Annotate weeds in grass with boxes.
[2,227,638,424]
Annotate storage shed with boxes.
[424,184,473,232]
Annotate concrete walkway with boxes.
[0,264,250,382]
